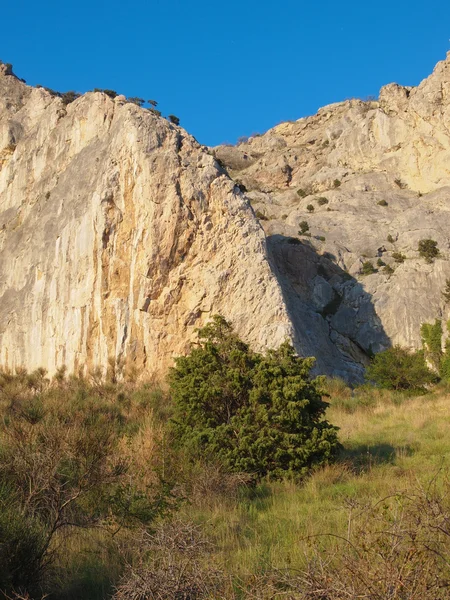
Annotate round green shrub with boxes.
[169,316,340,480]
[365,346,437,391]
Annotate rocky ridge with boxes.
[214,52,450,379]
[2,54,450,381]
[0,63,293,378]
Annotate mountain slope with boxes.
[0,63,293,378]
[214,52,450,377]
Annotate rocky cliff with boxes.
[0,63,293,378]
[215,51,450,379]
[2,53,450,382]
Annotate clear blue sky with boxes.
[2,0,449,146]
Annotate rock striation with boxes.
[0,65,293,378]
[3,53,450,382]
[214,52,450,379]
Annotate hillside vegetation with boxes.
[2,338,450,598]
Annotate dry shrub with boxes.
[249,475,450,599]
[184,461,253,508]
[113,521,227,600]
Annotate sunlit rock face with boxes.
[214,52,450,372]
[3,53,450,383]
[0,66,294,378]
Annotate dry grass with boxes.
[4,369,450,598]
[181,384,450,581]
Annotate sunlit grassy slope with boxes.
[184,381,450,577]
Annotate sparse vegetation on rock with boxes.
[298,220,309,235]
[392,251,406,263]
[418,238,440,263]
[361,261,376,275]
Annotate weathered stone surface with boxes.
[214,52,450,378]
[0,70,294,378]
[4,53,450,383]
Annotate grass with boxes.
[180,382,450,579]
[4,370,450,598]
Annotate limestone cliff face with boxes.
[3,53,450,383]
[0,64,293,377]
[215,52,450,377]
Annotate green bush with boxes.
[387,234,395,244]
[377,258,386,267]
[418,239,440,263]
[333,179,341,188]
[168,114,180,125]
[307,204,314,213]
[377,199,388,206]
[61,90,81,105]
[298,220,309,235]
[421,319,443,372]
[443,279,450,303]
[365,346,437,391]
[361,261,376,275]
[127,97,145,107]
[317,197,329,206]
[383,264,394,275]
[169,316,340,480]
[392,252,406,263]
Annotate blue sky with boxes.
[2,0,449,146]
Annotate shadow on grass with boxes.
[340,442,416,473]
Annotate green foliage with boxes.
[377,199,388,206]
[421,319,443,371]
[168,114,180,125]
[93,88,118,99]
[361,261,376,275]
[392,251,406,263]
[377,258,386,267]
[0,371,174,595]
[333,179,341,188]
[317,197,329,205]
[298,220,309,235]
[418,239,440,263]
[61,90,81,105]
[296,188,308,198]
[443,279,450,303]
[383,264,394,275]
[169,316,340,480]
[306,204,314,213]
[387,234,395,244]
[365,346,437,391]
[127,97,145,107]
[316,235,326,242]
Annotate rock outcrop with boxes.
[214,52,450,379]
[0,66,294,378]
[3,53,450,382]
